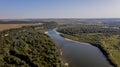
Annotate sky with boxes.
[0,0,120,19]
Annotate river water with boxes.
[47,29,113,67]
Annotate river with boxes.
[47,29,113,67]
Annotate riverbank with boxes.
[48,29,115,67]
[89,43,117,67]
[45,30,69,67]
[65,35,116,67]
[59,49,69,67]
[55,30,116,67]
[0,26,63,67]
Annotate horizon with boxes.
[2,18,120,20]
[1,18,120,20]
[0,0,120,19]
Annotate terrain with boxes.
[0,18,120,67]
[0,24,40,31]
[0,21,63,67]
[57,22,120,67]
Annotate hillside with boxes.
[0,25,62,67]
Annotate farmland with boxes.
[0,24,39,31]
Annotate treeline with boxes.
[42,21,58,30]
[57,24,120,67]
[0,25,62,67]
[58,25,120,35]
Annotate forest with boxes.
[57,24,120,67]
[42,21,58,30]
[0,24,62,67]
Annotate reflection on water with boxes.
[48,30,112,67]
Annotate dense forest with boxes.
[42,21,58,30]
[57,24,120,67]
[0,25,62,67]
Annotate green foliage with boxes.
[0,25,61,67]
[42,21,58,30]
[57,24,120,67]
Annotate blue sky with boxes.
[0,0,120,19]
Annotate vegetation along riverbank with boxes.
[57,24,120,67]
[0,24,64,67]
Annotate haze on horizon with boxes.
[0,0,120,19]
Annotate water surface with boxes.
[48,30,112,67]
